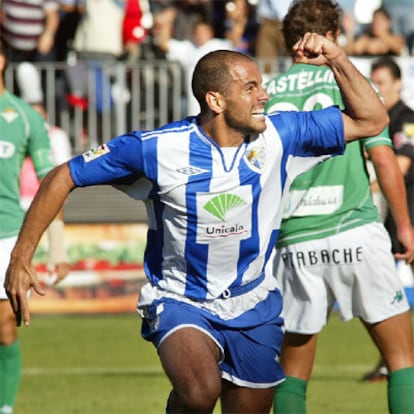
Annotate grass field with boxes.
[16,311,413,414]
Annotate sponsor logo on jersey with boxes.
[0,141,16,158]
[283,185,343,217]
[82,144,110,162]
[204,223,247,238]
[0,108,19,123]
[196,186,252,242]
[203,193,247,221]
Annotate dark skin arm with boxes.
[4,163,75,326]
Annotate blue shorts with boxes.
[140,291,285,388]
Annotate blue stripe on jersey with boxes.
[143,133,164,285]
[234,155,261,287]
[184,130,213,300]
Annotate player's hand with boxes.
[293,32,343,66]
[47,261,71,286]
[394,226,414,264]
[4,258,45,327]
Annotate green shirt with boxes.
[264,64,391,247]
[0,91,54,239]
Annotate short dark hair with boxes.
[282,0,343,51]
[371,56,401,80]
[191,50,254,112]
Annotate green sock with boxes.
[388,367,414,414]
[273,375,308,414]
[0,340,21,413]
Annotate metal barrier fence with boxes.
[6,58,187,154]
[7,56,413,157]
[5,57,293,155]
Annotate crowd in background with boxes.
[0,1,413,124]
[1,0,414,68]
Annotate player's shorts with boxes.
[0,236,17,300]
[140,292,285,388]
[274,222,409,334]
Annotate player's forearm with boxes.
[328,52,389,141]
[374,151,411,230]
[293,33,388,140]
[10,164,74,263]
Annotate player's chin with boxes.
[251,116,267,133]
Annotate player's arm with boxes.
[368,144,414,264]
[28,110,71,284]
[45,206,71,284]
[4,163,75,327]
[293,32,389,142]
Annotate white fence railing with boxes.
[6,56,414,156]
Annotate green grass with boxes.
[16,312,412,413]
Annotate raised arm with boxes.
[4,163,75,327]
[293,32,389,142]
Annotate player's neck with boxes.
[198,115,246,147]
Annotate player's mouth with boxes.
[252,110,265,121]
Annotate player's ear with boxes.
[326,30,339,44]
[205,91,225,114]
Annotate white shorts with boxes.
[0,236,17,299]
[274,223,409,334]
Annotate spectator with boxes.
[223,0,258,56]
[170,0,212,41]
[254,0,292,73]
[122,0,153,65]
[343,6,407,56]
[363,56,414,382]
[382,0,414,41]
[264,1,414,413]
[72,0,124,59]
[156,20,237,115]
[150,0,211,43]
[0,0,60,63]
[53,0,86,62]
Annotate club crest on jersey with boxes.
[82,144,110,162]
[0,108,19,123]
[245,146,266,170]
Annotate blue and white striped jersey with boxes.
[69,107,344,302]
